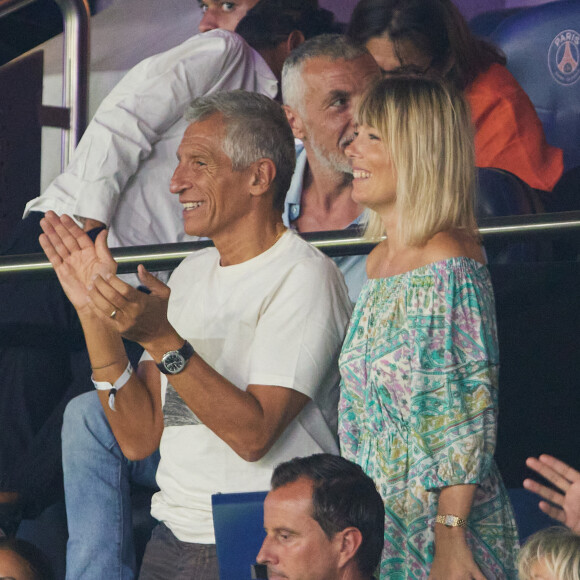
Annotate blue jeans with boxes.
[62,391,160,580]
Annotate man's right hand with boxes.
[39,211,117,315]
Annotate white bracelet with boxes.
[91,360,133,411]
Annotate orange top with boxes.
[466,63,564,192]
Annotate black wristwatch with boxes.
[156,340,195,375]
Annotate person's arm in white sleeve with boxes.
[25,30,277,226]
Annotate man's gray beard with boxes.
[309,135,353,176]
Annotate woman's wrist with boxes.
[434,523,468,547]
[435,524,467,535]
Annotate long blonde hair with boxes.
[357,75,478,245]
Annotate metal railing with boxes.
[0,0,90,168]
[0,0,35,17]
[1,211,579,279]
[54,0,90,168]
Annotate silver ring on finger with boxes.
[110,309,118,319]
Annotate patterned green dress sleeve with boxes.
[407,258,499,492]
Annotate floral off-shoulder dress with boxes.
[339,257,519,579]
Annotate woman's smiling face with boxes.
[345,124,398,214]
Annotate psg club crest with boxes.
[548,29,580,85]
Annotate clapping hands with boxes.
[40,212,173,345]
[39,211,117,314]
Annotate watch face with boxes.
[163,352,185,374]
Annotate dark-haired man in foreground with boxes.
[258,454,385,580]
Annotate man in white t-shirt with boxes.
[0,0,338,543]
[0,0,263,537]
[41,91,352,579]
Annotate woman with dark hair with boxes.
[347,0,563,193]
[338,75,519,578]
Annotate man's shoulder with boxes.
[279,229,328,263]
[136,30,250,74]
[179,246,218,267]
[168,247,218,287]
[175,29,248,53]
[277,231,347,286]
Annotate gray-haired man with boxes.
[281,34,381,302]
[46,91,352,579]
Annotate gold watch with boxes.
[435,514,467,528]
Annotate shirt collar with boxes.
[283,143,366,229]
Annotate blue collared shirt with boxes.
[283,144,368,304]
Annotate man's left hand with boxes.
[88,264,173,345]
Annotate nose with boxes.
[169,163,188,195]
[345,131,360,159]
[256,535,276,565]
[198,7,220,32]
[339,108,359,149]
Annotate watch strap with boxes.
[156,340,195,375]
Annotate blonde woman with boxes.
[518,527,580,580]
[338,76,519,579]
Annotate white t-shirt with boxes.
[149,230,352,543]
[25,29,278,250]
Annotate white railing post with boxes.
[53,0,90,169]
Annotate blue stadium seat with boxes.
[490,0,580,170]
[212,491,268,580]
[469,8,523,38]
[507,488,558,543]
[476,168,544,263]
[476,168,536,220]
